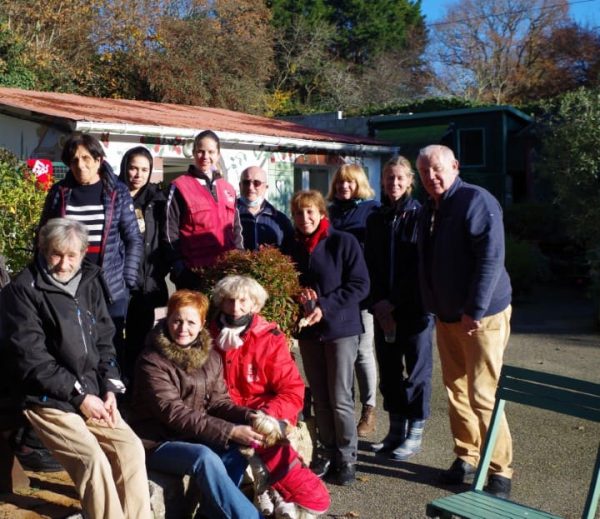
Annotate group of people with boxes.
[0,127,514,518]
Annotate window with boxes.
[458,128,485,167]
[293,167,331,197]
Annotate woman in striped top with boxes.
[38,133,143,378]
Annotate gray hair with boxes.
[417,144,457,165]
[38,218,89,256]
[212,275,268,312]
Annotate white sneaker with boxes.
[255,489,275,516]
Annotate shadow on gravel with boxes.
[27,475,79,498]
[356,445,459,491]
[511,282,597,335]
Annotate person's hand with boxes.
[80,394,116,428]
[103,392,118,428]
[299,287,318,308]
[372,299,395,321]
[376,313,396,335]
[304,306,323,326]
[230,425,265,448]
[461,314,482,336]
[298,287,322,326]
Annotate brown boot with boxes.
[357,405,376,437]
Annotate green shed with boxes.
[369,106,534,206]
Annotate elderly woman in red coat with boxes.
[211,275,329,518]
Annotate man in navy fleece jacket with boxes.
[416,145,513,499]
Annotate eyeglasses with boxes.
[241,179,265,188]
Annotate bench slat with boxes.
[427,491,563,519]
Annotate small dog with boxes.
[243,412,330,519]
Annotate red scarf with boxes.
[297,217,330,253]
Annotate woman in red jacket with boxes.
[211,275,329,518]
[211,275,304,424]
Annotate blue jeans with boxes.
[147,441,263,519]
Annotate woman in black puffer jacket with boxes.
[119,146,169,383]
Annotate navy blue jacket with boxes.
[289,227,370,342]
[365,196,426,327]
[328,198,380,248]
[39,163,143,303]
[417,178,512,323]
[237,199,294,251]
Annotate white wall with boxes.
[0,117,385,212]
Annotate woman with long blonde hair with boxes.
[327,163,380,438]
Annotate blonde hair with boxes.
[212,275,268,313]
[382,156,415,197]
[327,164,375,201]
[290,190,327,217]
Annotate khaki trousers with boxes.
[24,406,151,519]
[436,306,513,478]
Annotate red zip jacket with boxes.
[211,314,305,425]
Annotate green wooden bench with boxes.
[426,365,600,519]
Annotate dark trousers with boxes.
[123,291,164,384]
[107,293,129,383]
[374,314,434,419]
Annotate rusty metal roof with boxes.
[0,87,386,146]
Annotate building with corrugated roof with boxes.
[0,87,396,213]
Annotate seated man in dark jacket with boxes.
[2,218,151,519]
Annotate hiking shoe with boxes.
[14,445,63,472]
[357,405,376,437]
[484,474,512,499]
[439,457,477,484]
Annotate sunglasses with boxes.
[241,179,265,188]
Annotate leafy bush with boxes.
[504,202,563,243]
[0,148,46,275]
[536,88,600,315]
[536,88,600,248]
[193,247,302,341]
[505,234,549,297]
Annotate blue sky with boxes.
[419,0,600,28]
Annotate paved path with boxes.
[1,283,599,518]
